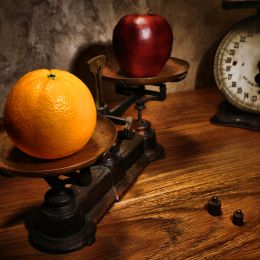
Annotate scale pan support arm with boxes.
[87,55,107,111]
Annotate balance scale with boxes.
[0,55,188,253]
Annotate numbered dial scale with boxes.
[214,15,260,113]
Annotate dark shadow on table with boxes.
[1,204,41,229]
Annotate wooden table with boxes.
[0,88,260,259]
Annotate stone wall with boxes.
[0,0,255,116]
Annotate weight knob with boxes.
[207,196,222,216]
[232,209,244,226]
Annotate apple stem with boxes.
[146,8,152,15]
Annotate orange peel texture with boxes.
[4,69,97,159]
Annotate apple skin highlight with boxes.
[113,13,173,78]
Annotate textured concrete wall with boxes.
[0,0,255,116]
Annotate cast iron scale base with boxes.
[0,56,189,253]
[211,100,260,131]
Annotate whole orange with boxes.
[4,69,97,159]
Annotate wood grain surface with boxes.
[0,88,260,259]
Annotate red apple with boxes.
[112,12,173,78]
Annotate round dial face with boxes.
[214,15,260,113]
